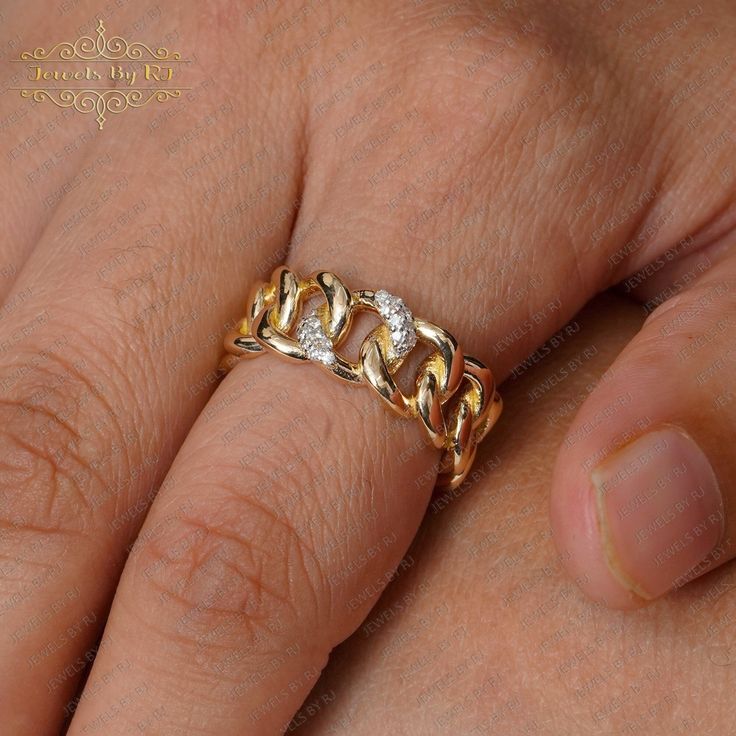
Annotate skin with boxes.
[0,0,734,733]
[299,294,736,736]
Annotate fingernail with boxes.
[592,427,724,600]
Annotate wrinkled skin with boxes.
[0,1,734,734]
[299,295,736,735]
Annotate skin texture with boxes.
[298,294,736,736]
[0,0,734,733]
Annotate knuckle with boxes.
[131,488,328,651]
[0,345,134,536]
[418,6,575,112]
[0,413,84,533]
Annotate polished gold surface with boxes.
[220,266,502,490]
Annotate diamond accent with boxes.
[374,289,417,360]
[296,312,336,366]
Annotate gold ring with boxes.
[220,266,502,491]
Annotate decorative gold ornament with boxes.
[20,19,181,62]
[16,19,186,130]
[19,88,181,130]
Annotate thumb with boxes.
[550,247,735,608]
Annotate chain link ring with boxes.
[220,266,502,490]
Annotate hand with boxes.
[296,294,736,735]
[0,1,734,734]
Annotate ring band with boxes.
[220,266,502,491]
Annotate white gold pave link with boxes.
[296,311,336,366]
[374,289,417,360]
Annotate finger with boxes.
[297,298,734,736]
[66,3,735,732]
[0,5,107,300]
[551,245,736,608]
[0,17,302,736]
[298,297,648,736]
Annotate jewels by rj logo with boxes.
[27,63,174,86]
[16,19,188,130]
